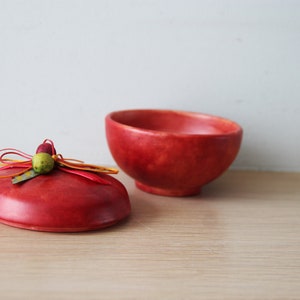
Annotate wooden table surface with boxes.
[0,170,299,300]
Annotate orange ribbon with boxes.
[0,139,118,184]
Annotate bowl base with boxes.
[135,181,201,197]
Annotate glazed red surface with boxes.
[0,168,131,232]
[111,109,238,135]
[106,109,243,196]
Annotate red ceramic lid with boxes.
[0,168,130,232]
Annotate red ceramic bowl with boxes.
[105,109,243,196]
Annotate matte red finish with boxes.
[0,169,131,232]
[105,109,243,196]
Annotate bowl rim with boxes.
[106,109,243,137]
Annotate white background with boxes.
[0,0,299,171]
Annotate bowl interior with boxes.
[110,110,241,135]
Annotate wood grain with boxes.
[0,170,299,299]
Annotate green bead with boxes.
[32,153,55,174]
